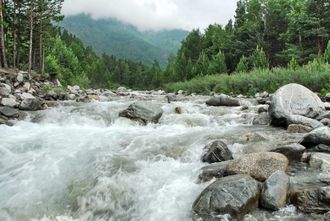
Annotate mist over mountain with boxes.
[60,14,189,66]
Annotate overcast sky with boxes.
[61,0,237,31]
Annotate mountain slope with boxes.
[60,14,188,66]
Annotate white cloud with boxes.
[61,0,237,31]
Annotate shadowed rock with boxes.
[201,140,233,163]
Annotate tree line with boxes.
[162,0,330,83]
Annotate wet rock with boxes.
[206,94,240,107]
[18,92,35,100]
[192,175,260,221]
[325,103,330,111]
[287,115,323,129]
[301,127,330,147]
[0,107,19,118]
[175,106,182,114]
[260,170,289,210]
[269,83,325,127]
[227,152,289,181]
[287,124,313,133]
[309,153,330,171]
[308,144,330,153]
[197,161,232,182]
[166,94,177,103]
[253,112,271,125]
[1,97,17,107]
[119,101,163,124]
[326,93,330,102]
[317,111,330,121]
[86,95,100,101]
[257,105,269,113]
[241,132,269,143]
[0,83,11,96]
[291,186,330,213]
[321,118,330,126]
[19,98,42,111]
[201,140,233,163]
[67,85,80,94]
[16,72,24,82]
[270,143,305,161]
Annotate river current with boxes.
[0,94,314,221]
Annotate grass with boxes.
[164,62,330,95]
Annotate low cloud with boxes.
[62,0,237,31]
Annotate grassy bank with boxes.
[164,62,330,95]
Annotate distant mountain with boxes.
[60,14,189,66]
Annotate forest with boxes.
[0,0,330,93]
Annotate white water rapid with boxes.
[0,94,311,221]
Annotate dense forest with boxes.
[0,0,330,92]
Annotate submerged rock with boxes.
[309,153,330,171]
[206,94,240,107]
[227,152,289,181]
[269,83,325,127]
[252,112,271,125]
[119,101,163,124]
[260,170,289,210]
[201,140,233,163]
[192,175,260,221]
[287,124,313,133]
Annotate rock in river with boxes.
[260,170,289,210]
[201,140,233,163]
[301,127,330,147]
[119,101,163,124]
[227,152,289,181]
[192,174,260,221]
[269,83,325,126]
[19,98,42,111]
[206,94,240,107]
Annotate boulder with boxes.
[325,102,330,111]
[301,127,330,147]
[308,144,330,153]
[206,94,240,107]
[309,153,330,172]
[0,107,19,118]
[260,170,289,210]
[1,97,17,107]
[0,83,11,96]
[19,98,42,111]
[252,112,271,125]
[197,161,232,182]
[16,72,24,82]
[269,84,325,126]
[119,101,163,124]
[287,124,313,133]
[227,152,289,181]
[316,111,330,121]
[287,115,323,129]
[192,175,260,221]
[291,186,330,213]
[257,105,269,113]
[270,143,305,161]
[201,140,233,163]
[320,118,330,126]
[326,93,330,102]
[18,92,35,100]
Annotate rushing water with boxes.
[0,94,319,221]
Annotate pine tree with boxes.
[208,51,227,74]
[252,46,269,69]
[235,55,249,72]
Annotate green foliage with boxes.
[165,62,330,95]
[324,41,330,64]
[288,57,298,70]
[251,46,269,70]
[235,55,249,72]
[208,51,227,74]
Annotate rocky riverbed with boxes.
[1,70,330,221]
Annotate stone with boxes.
[309,153,330,171]
[287,124,313,133]
[22,82,31,91]
[326,93,330,102]
[257,105,269,113]
[301,127,330,147]
[0,83,11,96]
[321,118,330,126]
[325,103,330,111]
[68,94,76,100]
[287,115,324,129]
[270,143,306,161]
[227,152,289,181]
[19,98,42,111]
[308,144,330,153]
[206,94,240,107]
[192,175,260,221]
[0,107,19,118]
[260,170,289,210]
[201,140,233,163]
[119,101,163,124]
[240,132,269,143]
[253,112,271,125]
[174,106,182,114]
[1,97,17,107]
[86,95,100,101]
[16,72,24,82]
[18,92,35,100]
[269,83,325,127]
[317,111,330,120]
[197,161,232,182]
[291,186,330,213]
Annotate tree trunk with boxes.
[28,0,34,78]
[0,0,8,68]
[39,8,44,75]
[12,1,17,68]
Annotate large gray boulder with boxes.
[252,112,271,125]
[270,143,306,161]
[198,161,232,182]
[119,101,163,124]
[287,115,323,129]
[1,97,17,107]
[301,127,330,147]
[269,84,325,126]
[206,94,240,107]
[0,83,11,96]
[201,140,233,163]
[192,175,260,221]
[227,152,289,181]
[19,98,42,111]
[260,170,289,210]
[0,107,19,118]
[309,153,330,172]
[291,186,330,213]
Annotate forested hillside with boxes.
[60,14,188,66]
